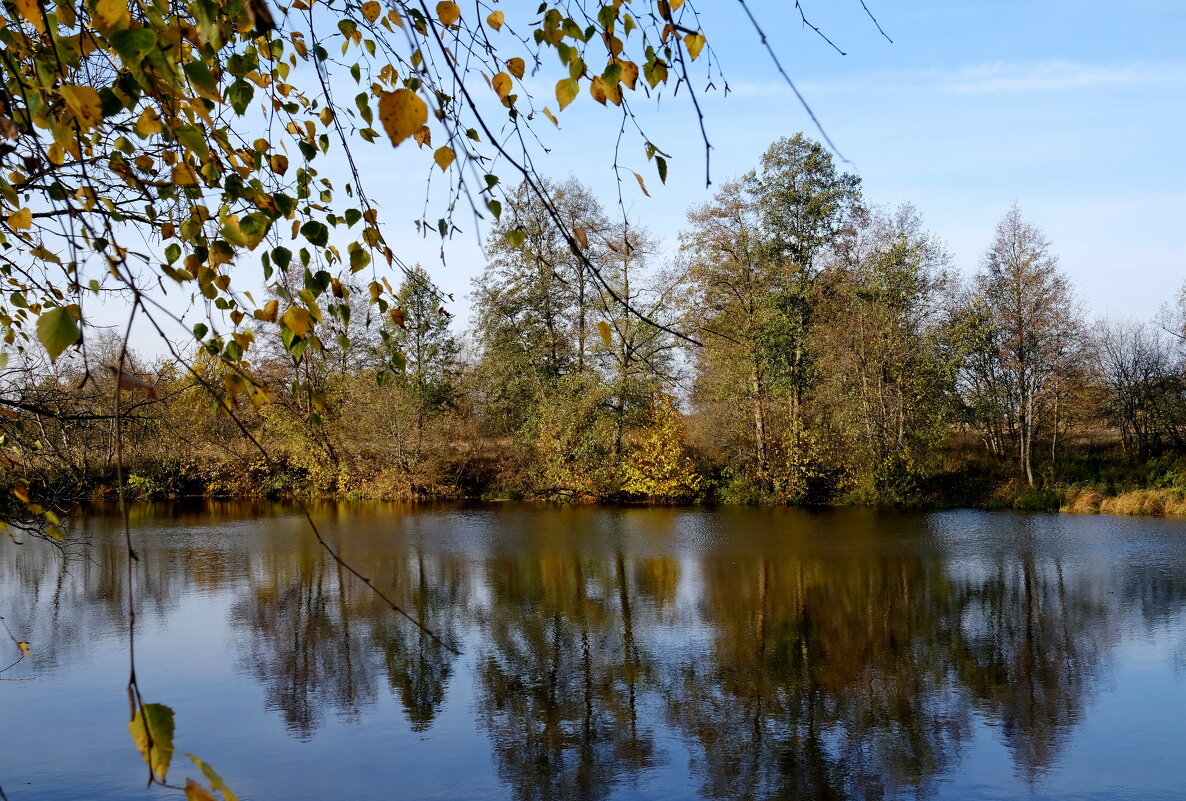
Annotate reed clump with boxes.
[1096,488,1186,517]
[1061,490,1102,514]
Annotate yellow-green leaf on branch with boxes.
[433,146,455,171]
[486,10,504,30]
[378,89,427,148]
[281,307,311,338]
[187,754,239,801]
[17,641,31,657]
[36,305,81,363]
[555,78,579,111]
[129,703,175,783]
[30,245,62,264]
[507,58,525,79]
[684,32,706,60]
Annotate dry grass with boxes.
[1061,490,1102,514]
[1094,488,1186,517]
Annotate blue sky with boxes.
[363,0,1185,329]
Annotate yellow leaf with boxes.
[633,171,650,197]
[597,320,612,348]
[30,244,61,264]
[93,0,131,33]
[542,106,559,127]
[492,71,512,100]
[282,307,310,338]
[360,0,381,23]
[17,641,31,657]
[589,77,607,105]
[413,125,432,148]
[433,145,455,171]
[589,76,620,106]
[11,0,45,33]
[670,0,684,9]
[555,78,579,111]
[184,779,218,801]
[486,10,504,30]
[187,756,240,801]
[507,57,525,79]
[684,32,706,60]
[8,207,32,229]
[390,307,406,328]
[59,85,103,131]
[12,486,29,503]
[254,299,279,322]
[378,88,427,148]
[269,154,289,175]
[134,106,163,135]
[617,60,639,90]
[172,162,198,186]
[436,1,460,27]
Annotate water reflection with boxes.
[474,549,659,801]
[2,506,1185,801]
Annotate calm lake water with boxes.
[2,503,1185,801]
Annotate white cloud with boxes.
[787,59,1186,97]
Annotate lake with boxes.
[2,503,1185,801]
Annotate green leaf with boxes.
[505,229,525,248]
[110,28,157,66]
[226,79,254,115]
[349,244,370,272]
[271,246,292,270]
[656,155,667,184]
[193,323,208,340]
[300,221,328,247]
[183,60,220,101]
[129,703,175,782]
[36,305,81,362]
[174,124,210,161]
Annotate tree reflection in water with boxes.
[228,516,463,738]
[472,548,659,801]
[3,507,1184,801]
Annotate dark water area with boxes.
[2,503,1185,801]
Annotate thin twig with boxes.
[735,0,849,163]
[859,0,893,43]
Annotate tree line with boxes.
[3,133,1185,510]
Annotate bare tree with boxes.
[1094,318,1185,456]
[963,206,1083,486]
